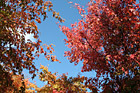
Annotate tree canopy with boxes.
[25,65,88,93]
[0,0,62,92]
[0,0,140,92]
[61,0,140,92]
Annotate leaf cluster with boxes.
[61,0,140,92]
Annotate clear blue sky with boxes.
[24,0,96,88]
[25,0,140,90]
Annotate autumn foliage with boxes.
[24,65,88,93]
[1,0,140,92]
[61,0,140,92]
[0,0,62,92]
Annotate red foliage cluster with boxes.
[0,0,61,92]
[61,0,140,92]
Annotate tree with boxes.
[61,0,140,92]
[0,0,63,92]
[25,65,89,93]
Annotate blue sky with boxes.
[24,0,140,90]
[25,0,95,88]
